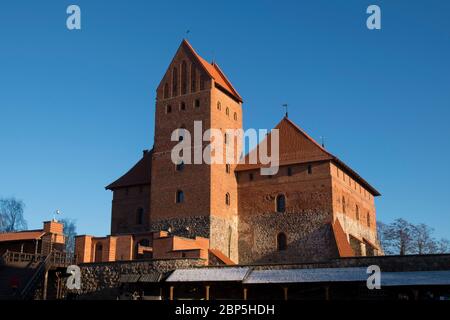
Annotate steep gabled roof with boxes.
[181,40,243,103]
[236,117,380,196]
[106,150,153,190]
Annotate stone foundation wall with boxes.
[74,258,204,298]
[151,216,210,239]
[210,215,239,263]
[238,210,337,264]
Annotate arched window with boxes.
[181,61,187,95]
[200,75,206,90]
[191,65,197,92]
[342,196,346,213]
[172,67,178,96]
[166,105,172,114]
[217,101,221,110]
[163,83,169,99]
[225,193,230,206]
[276,194,286,213]
[277,233,287,251]
[180,101,186,111]
[356,205,360,220]
[176,190,184,203]
[226,107,229,116]
[136,207,144,225]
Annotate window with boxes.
[307,164,312,174]
[225,193,230,206]
[163,83,169,99]
[176,190,184,203]
[226,107,229,116]
[234,112,237,121]
[180,101,186,111]
[367,212,371,227]
[181,61,187,95]
[172,67,178,96]
[356,205,360,220]
[287,167,293,176]
[224,133,228,144]
[166,105,172,114]
[176,161,185,171]
[342,196,346,213]
[191,65,197,92]
[200,75,206,90]
[226,164,231,174]
[194,99,200,108]
[277,233,287,251]
[136,207,144,225]
[217,101,221,110]
[276,194,286,213]
[249,173,254,181]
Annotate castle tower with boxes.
[150,40,243,262]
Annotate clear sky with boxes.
[0,0,449,239]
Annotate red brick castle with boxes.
[75,40,381,265]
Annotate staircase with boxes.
[0,251,73,300]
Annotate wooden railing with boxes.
[2,250,45,265]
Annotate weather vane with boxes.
[282,104,288,118]
[53,209,62,222]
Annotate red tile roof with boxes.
[106,150,152,190]
[182,40,243,103]
[0,230,45,242]
[332,219,354,258]
[235,117,380,196]
[209,248,236,265]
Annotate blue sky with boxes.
[0,0,449,239]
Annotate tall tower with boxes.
[150,40,243,262]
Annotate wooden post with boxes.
[325,286,330,301]
[243,287,248,300]
[42,271,49,300]
[205,285,210,300]
[169,286,174,300]
[283,287,288,300]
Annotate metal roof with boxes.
[166,267,251,282]
[243,268,368,284]
[119,274,141,283]
[381,271,450,287]
[139,272,163,283]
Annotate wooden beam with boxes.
[283,287,288,301]
[243,287,248,300]
[169,286,174,300]
[205,285,210,300]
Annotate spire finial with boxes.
[282,104,288,118]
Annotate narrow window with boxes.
[226,164,231,174]
[190,65,197,92]
[367,212,371,227]
[217,101,221,110]
[342,196,346,213]
[176,190,184,203]
[136,207,144,225]
[176,161,185,171]
[200,75,206,90]
[225,193,230,206]
[163,83,169,99]
[166,105,172,114]
[194,99,200,108]
[277,233,287,251]
[180,101,186,111]
[226,107,230,116]
[181,61,187,95]
[249,173,254,181]
[172,67,178,97]
[234,112,237,121]
[356,205,360,220]
[287,167,293,176]
[276,194,286,213]
[307,164,312,174]
[224,133,228,144]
